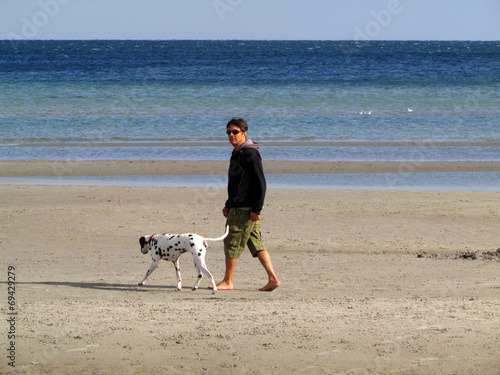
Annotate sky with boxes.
[1,0,499,41]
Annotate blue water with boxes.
[1,40,499,189]
[1,40,499,146]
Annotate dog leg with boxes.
[192,263,203,291]
[204,267,218,295]
[138,261,158,286]
[195,256,217,294]
[173,258,182,291]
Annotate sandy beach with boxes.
[1,159,499,374]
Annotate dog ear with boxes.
[139,237,146,247]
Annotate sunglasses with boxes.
[226,129,244,135]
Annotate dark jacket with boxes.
[225,139,266,215]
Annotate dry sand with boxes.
[1,159,499,374]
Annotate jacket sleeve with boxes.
[240,149,267,215]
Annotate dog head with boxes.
[139,236,152,254]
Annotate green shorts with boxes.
[224,208,267,259]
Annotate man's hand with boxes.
[222,207,229,218]
[250,212,260,222]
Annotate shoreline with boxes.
[1,159,500,177]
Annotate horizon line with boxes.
[2,38,499,42]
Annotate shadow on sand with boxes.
[3,280,174,292]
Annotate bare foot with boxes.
[259,280,280,292]
[209,281,234,290]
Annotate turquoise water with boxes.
[1,144,498,161]
[1,40,499,149]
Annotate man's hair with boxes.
[226,117,248,132]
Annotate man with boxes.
[213,117,280,292]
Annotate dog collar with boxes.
[148,235,157,246]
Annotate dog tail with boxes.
[203,225,229,242]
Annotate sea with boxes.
[1,40,499,190]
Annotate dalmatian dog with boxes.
[138,226,228,294]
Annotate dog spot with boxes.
[190,243,195,247]
[198,253,202,257]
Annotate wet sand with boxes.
[1,159,499,177]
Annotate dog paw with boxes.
[138,282,144,286]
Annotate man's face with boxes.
[227,125,247,150]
